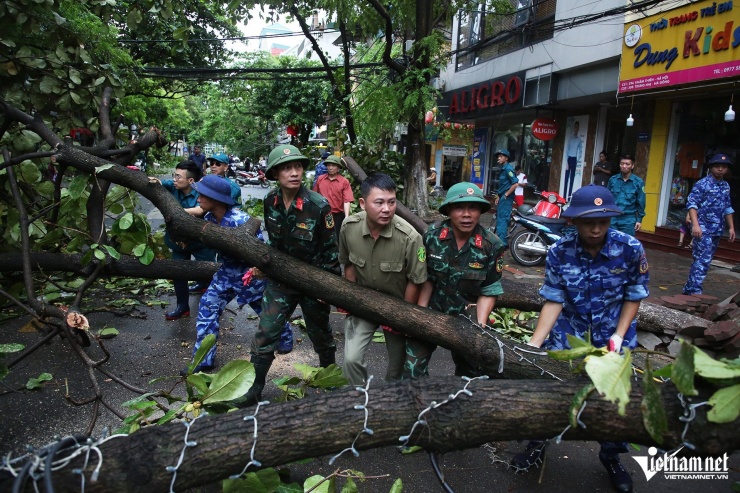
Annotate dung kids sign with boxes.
[619,0,740,92]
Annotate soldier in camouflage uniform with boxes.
[180,175,291,374]
[237,144,339,408]
[511,184,649,493]
[404,182,506,379]
[683,154,735,295]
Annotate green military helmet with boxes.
[266,144,310,180]
[439,182,491,215]
[324,155,343,167]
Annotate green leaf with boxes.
[707,384,740,423]
[309,364,348,389]
[0,343,25,354]
[389,478,403,493]
[69,68,82,85]
[569,383,595,428]
[186,374,209,394]
[547,345,598,361]
[118,212,134,230]
[95,163,114,174]
[341,476,358,493]
[121,392,157,410]
[585,350,633,415]
[67,174,89,199]
[694,347,740,380]
[202,360,255,404]
[671,341,697,396]
[139,247,155,265]
[26,372,52,390]
[372,331,385,343]
[224,468,283,492]
[93,248,106,261]
[98,327,119,339]
[103,245,121,260]
[132,243,146,256]
[156,408,179,426]
[188,334,216,373]
[303,475,335,493]
[272,376,302,386]
[640,359,667,444]
[293,363,320,381]
[18,160,42,183]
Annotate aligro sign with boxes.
[531,118,558,140]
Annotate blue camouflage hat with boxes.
[708,153,732,166]
[192,174,234,206]
[561,184,622,219]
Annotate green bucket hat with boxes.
[439,182,491,215]
[266,144,310,180]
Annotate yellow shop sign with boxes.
[619,0,740,93]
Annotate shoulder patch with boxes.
[639,253,649,274]
[439,227,450,240]
[496,254,504,273]
[417,247,426,263]
[325,213,334,230]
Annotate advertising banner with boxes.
[471,129,488,188]
[619,0,740,93]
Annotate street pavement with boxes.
[1,188,738,492]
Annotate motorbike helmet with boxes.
[516,203,533,215]
[439,182,491,215]
[208,153,229,165]
[561,184,622,219]
[265,144,310,180]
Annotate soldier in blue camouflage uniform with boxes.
[683,154,735,295]
[180,175,291,374]
[404,182,505,378]
[237,144,339,408]
[607,154,645,236]
[511,184,649,493]
[494,149,518,244]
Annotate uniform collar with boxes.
[360,211,394,238]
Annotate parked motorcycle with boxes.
[508,187,570,266]
[236,169,270,188]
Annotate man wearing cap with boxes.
[313,151,330,187]
[188,145,206,174]
[339,173,427,385]
[404,182,505,378]
[494,150,518,244]
[182,175,291,373]
[607,154,645,236]
[206,153,242,208]
[237,144,339,407]
[682,154,735,295]
[313,155,354,239]
[510,184,649,493]
[148,161,215,320]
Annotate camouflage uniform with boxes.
[495,162,517,243]
[253,185,339,360]
[682,174,734,295]
[191,209,290,367]
[405,221,505,378]
[540,228,649,351]
[607,173,645,236]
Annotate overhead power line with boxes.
[119,29,340,44]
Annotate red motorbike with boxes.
[236,169,270,188]
[507,187,569,266]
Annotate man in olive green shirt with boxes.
[339,173,428,385]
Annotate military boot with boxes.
[317,349,336,368]
[233,355,273,409]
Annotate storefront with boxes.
[619,0,740,234]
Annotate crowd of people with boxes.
[150,143,733,493]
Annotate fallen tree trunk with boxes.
[1,377,734,493]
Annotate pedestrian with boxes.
[236,144,340,408]
[206,153,242,207]
[313,155,354,239]
[148,161,215,320]
[682,154,735,295]
[563,121,583,200]
[514,164,527,208]
[510,184,649,493]
[607,154,645,236]
[313,151,330,187]
[404,182,505,378]
[593,151,615,187]
[339,173,428,385]
[182,175,293,374]
[427,167,437,192]
[494,149,518,244]
[188,145,206,174]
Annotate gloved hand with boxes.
[241,268,254,286]
[607,334,623,352]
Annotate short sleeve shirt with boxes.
[339,212,427,298]
[497,163,517,196]
[608,173,646,220]
[539,229,650,350]
[313,174,354,213]
[424,221,506,315]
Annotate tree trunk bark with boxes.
[1,378,734,493]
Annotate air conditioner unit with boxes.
[431,77,445,91]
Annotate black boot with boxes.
[599,452,633,493]
[318,349,336,368]
[233,355,273,409]
[167,281,190,320]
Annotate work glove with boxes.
[607,334,623,353]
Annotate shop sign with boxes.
[638,132,650,142]
[442,145,468,157]
[619,0,740,93]
[531,118,558,140]
[438,72,525,119]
